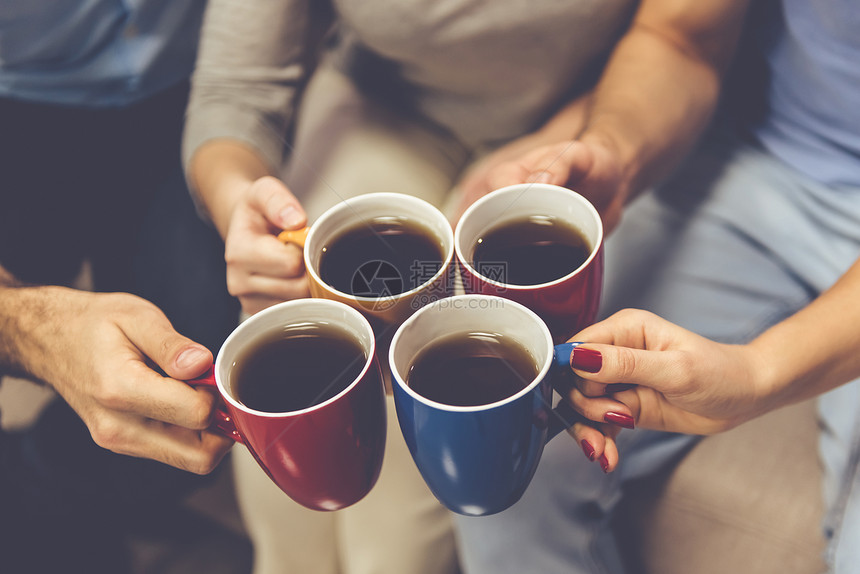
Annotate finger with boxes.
[229,273,310,302]
[569,343,690,397]
[92,412,234,475]
[568,386,636,428]
[486,161,532,191]
[576,377,612,398]
[569,421,605,462]
[568,421,621,473]
[246,176,307,230]
[524,141,594,187]
[226,233,305,277]
[113,310,226,429]
[117,306,213,381]
[97,358,222,430]
[571,308,681,348]
[141,423,234,475]
[598,435,620,473]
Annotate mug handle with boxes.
[546,342,585,441]
[277,227,309,248]
[186,365,245,444]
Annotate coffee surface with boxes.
[319,217,444,297]
[406,332,538,407]
[472,216,590,286]
[233,325,367,413]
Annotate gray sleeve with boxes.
[182,0,315,177]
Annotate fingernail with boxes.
[279,206,304,228]
[599,454,610,473]
[581,440,596,461]
[176,347,209,370]
[604,411,635,429]
[571,347,602,373]
[530,171,552,184]
[606,383,636,393]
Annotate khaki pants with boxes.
[233,64,473,574]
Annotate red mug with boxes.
[454,183,604,343]
[192,299,386,511]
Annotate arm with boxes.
[183,0,328,312]
[0,269,232,474]
[565,255,860,470]
[455,0,750,231]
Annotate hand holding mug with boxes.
[4,287,233,474]
[469,136,626,232]
[565,309,767,452]
[223,176,310,314]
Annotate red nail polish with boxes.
[599,454,610,473]
[571,347,602,373]
[604,411,635,429]
[581,440,596,461]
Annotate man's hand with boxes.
[2,286,235,474]
[454,135,626,233]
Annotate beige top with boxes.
[183,0,636,173]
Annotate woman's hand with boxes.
[188,140,310,316]
[563,309,775,471]
[223,176,310,315]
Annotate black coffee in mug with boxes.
[319,217,444,297]
[471,216,591,286]
[232,325,366,413]
[406,332,538,407]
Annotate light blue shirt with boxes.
[753,0,860,188]
[0,0,205,107]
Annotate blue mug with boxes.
[389,294,581,516]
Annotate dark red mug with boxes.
[190,299,386,511]
[454,183,604,343]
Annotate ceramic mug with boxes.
[454,183,603,343]
[278,193,454,329]
[191,299,386,511]
[389,294,581,516]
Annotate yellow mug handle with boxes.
[277,227,309,248]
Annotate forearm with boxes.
[182,0,320,229]
[579,0,749,199]
[0,282,70,382]
[188,140,272,239]
[751,256,860,408]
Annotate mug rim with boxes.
[454,183,604,290]
[304,192,455,304]
[214,299,377,418]
[388,294,554,413]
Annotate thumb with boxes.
[248,176,307,230]
[526,141,594,187]
[121,307,213,380]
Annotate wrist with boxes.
[741,338,792,415]
[0,285,76,380]
[190,141,271,239]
